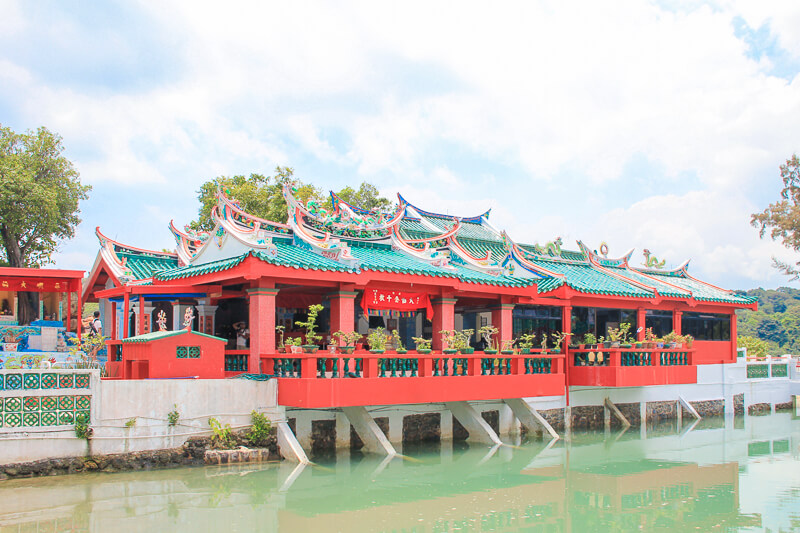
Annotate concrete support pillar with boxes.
[432,297,457,351]
[637,308,646,341]
[504,398,559,440]
[342,406,397,456]
[673,310,682,335]
[329,290,358,341]
[195,304,219,336]
[445,401,502,445]
[491,303,515,349]
[276,421,309,464]
[247,285,279,374]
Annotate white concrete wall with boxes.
[0,377,280,464]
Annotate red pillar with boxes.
[491,303,515,348]
[122,292,129,339]
[562,305,572,406]
[76,288,83,341]
[138,296,145,336]
[637,307,646,341]
[673,310,682,335]
[66,290,72,335]
[246,284,279,374]
[111,301,117,340]
[729,311,737,362]
[329,290,358,341]
[431,297,457,351]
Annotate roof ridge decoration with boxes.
[285,185,404,241]
[397,193,490,223]
[500,231,564,279]
[389,222,458,270]
[447,236,504,276]
[95,227,175,284]
[284,183,360,267]
[576,240,634,268]
[641,249,666,269]
[579,240,658,296]
[626,265,693,298]
[216,188,292,235]
[169,220,209,266]
[632,259,692,276]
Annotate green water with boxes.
[0,413,798,532]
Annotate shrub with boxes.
[247,411,273,447]
[208,417,236,449]
[167,405,180,426]
[75,412,92,440]
[738,335,769,359]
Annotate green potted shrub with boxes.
[618,323,633,348]
[275,325,286,353]
[478,324,499,354]
[392,330,408,355]
[295,304,324,353]
[550,331,571,354]
[457,329,475,354]
[681,333,694,348]
[583,332,597,350]
[367,327,390,354]
[284,336,303,354]
[412,336,432,354]
[501,339,515,355]
[331,330,362,354]
[439,330,458,355]
[516,333,536,354]
[644,327,657,349]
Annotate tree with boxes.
[190,167,325,230]
[336,182,394,213]
[0,125,91,324]
[191,168,394,230]
[751,154,800,279]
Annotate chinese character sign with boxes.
[361,288,433,317]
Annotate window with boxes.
[682,313,731,341]
[513,306,562,338]
[645,310,673,338]
[176,346,201,358]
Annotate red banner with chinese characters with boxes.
[361,288,434,317]
[0,279,74,293]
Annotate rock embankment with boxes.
[0,431,280,480]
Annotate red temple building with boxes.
[83,184,756,414]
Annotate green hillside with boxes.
[736,287,800,354]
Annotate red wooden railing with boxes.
[568,347,697,387]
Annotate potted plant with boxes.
[681,333,694,348]
[618,323,633,348]
[367,327,390,353]
[599,335,610,349]
[550,331,572,354]
[391,330,408,355]
[284,337,303,354]
[439,330,458,355]
[644,328,657,349]
[331,330,362,354]
[457,329,475,354]
[295,304,324,353]
[478,325,499,354]
[517,333,536,354]
[607,327,621,348]
[412,336,432,354]
[662,330,678,348]
[584,332,597,350]
[501,339,515,355]
[275,325,286,353]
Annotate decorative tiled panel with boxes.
[0,372,93,429]
[176,346,201,358]
[747,364,769,379]
[0,393,89,428]
[771,364,788,378]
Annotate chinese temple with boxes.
[84,184,756,411]
[0,267,84,370]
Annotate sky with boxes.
[2,0,800,290]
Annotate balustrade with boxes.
[260,350,564,380]
[570,348,693,368]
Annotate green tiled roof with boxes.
[644,272,756,304]
[118,252,178,280]
[422,216,502,242]
[399,218,436,235]
[531,276,565,294]
[528,258,654,298]
[457,239,507,262]
[121,329,226,343]
[611,267,690,299]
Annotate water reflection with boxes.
[0,414,797,532]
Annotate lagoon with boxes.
[0,413,797,532]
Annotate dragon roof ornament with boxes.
[389,223,457,270]
[500,231,564,279]
[169,220,209,266]
[576,241,635,268]
[397,193,490,223]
